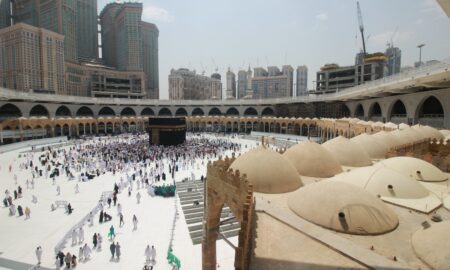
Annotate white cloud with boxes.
[370,31,415,47]
[142,5,174,23]
[315,13,328,21]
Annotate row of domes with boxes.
[227,127,448,235]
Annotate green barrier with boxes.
[154,185,176,197]
[167,247,181,269]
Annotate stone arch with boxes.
[121,107,136,116]
[390,100,407,117]
[261,107,275,116]
[76,106,94,117]
[0,103,22,119]
[29,105,49,117]
[55,105,72,117]
[226,107,239,116]
[388,99,407,124]
[175,108,188,116]
[416,96,445,127]
[158,107,172,116]
[202,159,254,270]
[141,107,155,116]
[243,107,258,116]
[354,104,364,119]
[98,106,116,116]
[208,107,222,116]
[192,108,205,116]
[342,105,351,117]
[368,102,382,121]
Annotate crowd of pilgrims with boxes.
[4,133,243,269]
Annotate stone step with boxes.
[178,194,203,201]
[189,223,240,239]
[191,229,240,245]
[180,198,204,206]
[181,204,204,211]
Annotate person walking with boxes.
[136,192,141,204]
[78,247,84,262]
[25,206,30,219]
[115,242,121,260]
[144,245,151,263]
[93,233,98,249]
[97,233,103,250]
[119,213,124,227]
[133,214,138,231]
[72,229,78,246]
[109,242,116,260]
[65,252,71,269]
[56,251,65,268]
[83,243,91,260]
[78,227,84,243]
[108,225,116,240]
[35,246,42,265]
[151,245,156,262]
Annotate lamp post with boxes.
[417,44,425,67]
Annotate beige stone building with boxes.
[169,68,222,100]
[0,23,65,94]
[65,61,145,98]
[251,65,294,99]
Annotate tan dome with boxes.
[440,130,450,137]
[377,157,448,182]
[399,123,410,130]
[412,221,450,270]
[283,140,342,177]
[332,166,429,199]
[390,128,422,144]
[288,181,398,235]
[230,146,303,193]
[422,126,445,140]
[411,125,444,140]
[350,133,388,159]
[371,131,402,149]
[322,136,372,167]
[384,122,398,129]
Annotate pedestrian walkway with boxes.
[0,257,53,270]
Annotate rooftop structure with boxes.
[168,68,222,100]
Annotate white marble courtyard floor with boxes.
[0,134,258,270]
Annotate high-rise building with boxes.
[12,0,78,61]
[237,70,247,99]
[0,0,11,29]
[296,66,308,96]
[76,0,98,60]
[0,23,65,93]
[169,68,222,100]
[385,46,401,76]
[11,0,39,26]
[115,3,143,71]
[100,2,159,99]
[38,0,78,61]
[226,68,236,99]
[250,65,294,99]
[99,2,121,67]
[141,22,159,99]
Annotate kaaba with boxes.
[148,117,186,146]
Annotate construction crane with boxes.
[357,1,367,56]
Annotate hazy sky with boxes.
[98,0,450,99]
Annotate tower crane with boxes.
[357,1,366,56]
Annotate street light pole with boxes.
[417,44,425,66]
